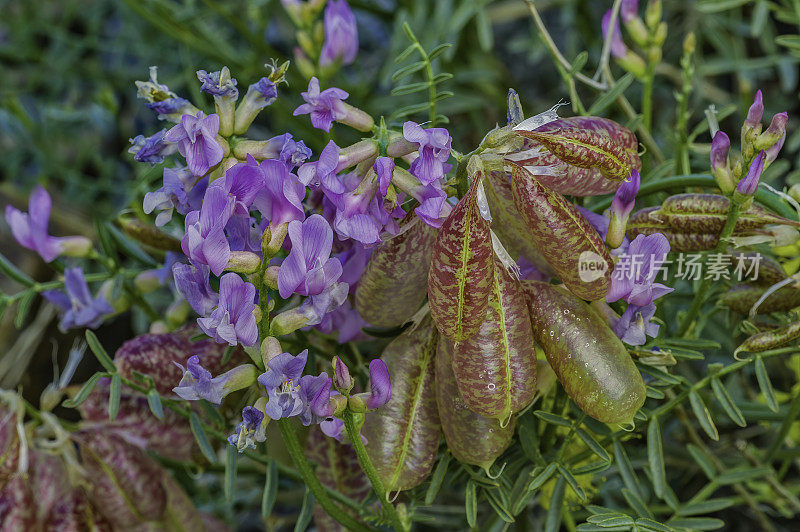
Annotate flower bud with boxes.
[269,307,310,336]
[710,130,735,193]
[506,88,524,126]
[336,139,379,172]
[262,222,288,258]
[386,133,417,158]
[645,0,661,30]
[741,90,764,159]
[220,364,259,395]
[260,336,282,368]
[735,150,765,198]
[754,112,788,151]
[332,356,353,394]
[134,270,161,294]
[764,132,786,167]
[59,236,93,258]
[226,251,262,274]
[166,299,191,329]
[607,169,640,248]
[336,103,375,132]
[233,77,278,135]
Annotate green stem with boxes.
[342,409,409,532]
[277,418,375,532]
[641,61,657,134]
[676,199,742,337]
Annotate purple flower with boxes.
[243,77,278,110]
[155,251,182,285]
[602,10,628,59]
[332,189,383,246]
[610,169,640,223]
[143,167,200,226]
[228,406,265,451]
[710,131,730,175]
[218,157,266,216]
[765,132,786,165]
[319,0,359,67]
[197,68,238,99]
[744,90,764,129]
[297,373,333,426]
[403,122,452,186]
[42,267,113,330]
[607,233,673,306]
[374,157,394,197]
[278,134,313,170]
[621,0,639,22]
[250,157,307,227]
[128,129,176,165]
[225,215,261,254]
[757,112,789,148]
[147,97,196,121]
[166,112,224,176]
[259,350,308,420]
[5,185,65,262]
[737,150,765,196]
[293,77,349,132]
[298,282,349,327]
[613,302,660,346]
[173,355,228,404]
[197,273,258,346]
[320,417,346,441]
[366,359,391,409]
[136,66,199,121]
[335,242,372,288]
[277,214,343,298]
[173,262,219,315]
[298,141,344,194]
[414,182,448,228]
[182,185,234,276]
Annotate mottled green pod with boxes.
[722,284,800,314]
[659,194,800,233]
[361,320,441,491]
[436,336,515,471]
[483,170,554,275]
[356,217,436,327]
[452,260,537,421]
[514,117,638,181]
[510,164,612,300]
[731,252,787,286]
[737,321,800,355]
[523,281,645,424]
[428,174,494,341]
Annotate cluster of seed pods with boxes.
[358,111,648,489]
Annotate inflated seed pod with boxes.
[523,281,645,424]
[0,476,36,530]
[361,319,441,491]
[483,170,554,275]
[0,406,20,491]
[43,490,113,532]
[722,284,800,314]
[736,321,800,355]
[513,117,638,181]
[356,216,436,327]
[659,194,800,233]
[510,164,613,301]
[451,260,537,421]
[730,252,786,286]
[428,173,494,341]
[436,336,514,471]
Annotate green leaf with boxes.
[294,488,314,532]
[146,389,164,420]
[106,223,158,267]
[648,418,666,499]
[108,373,121,421]
[485,488,514,523]
[646,386,665,399]
[755,356,779,412]
[190,412,216,464]
[393,102,433,118]
[427,43,453,61]
[85,330,116,373]
[518,416,543,464]
[544,476,566,532]
[570,51,589,74]
[475,11,493,51]
[262,459,278,517]
[14,291,35,329]
[222,345,235,366]
[776,35,800,51]
[668,517,725,530]
[634,517,673,532]
[433,72,454,84]
[716,466,770,485]
[696,0,750,13]
[391,82,430,96]
[62,372,108,408]
[425,453,450,504]
[576,428,611,462]
[710,378,746,427]
[395,43,418,63]
[686,444,716,479]
[614,439,645,501]
[588,73,634,115]
[557,464,586,502]
[392,60,427,81]
[621,488,653,518]
[465,480,477,528]
[678,498,735,516]
[225,444,237,502]
[0,251,35,287]
[571,461,612,475]
[527,462,557,492]
[689,390,719,440]
[586,513,634,527]
[534,410,572,427]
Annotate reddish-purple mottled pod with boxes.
[114,327,246,395]
[737,321,800,355]
[722,284,800,315]
[0,476,37,530]
[658,194,800,233]
[0,406,20,491]
[428,174,494,341]
[523,281,645,424]
[514,117,639,181]
[436,337,514,472]
[77,430,168,528]
[306,425,370,531]
[161,469,208,530]
[356,216,437,327]
[79,380,195,461]
[510,164,612,300]
[452,261,537,421]
[482,170,554,275]
[361,319,441,491]
[43,490,113,532]
[30,451,71,522]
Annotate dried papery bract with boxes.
[509,164,612,301]
[361,319,441,492]
[513,116,639,181]
[436,336,514,472]
[428,168,494,341]
[355,216,437,327]
[523,281,645,424]
[451,259,537,421]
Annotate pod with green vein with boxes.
[509,164,612,301]
[356,216,436,327]
[452,259,537,421]
[658,194,800,233]
[361,318,441,492]
[523,281,645,424]
[436,336,515,472]
[736,321,800,355]
[428,172,494,341]
[722,284,800,314]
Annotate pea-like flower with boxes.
[403,121,452,186]
[298,141,345,195]
[128,129,177,165]
[173,355,258,404]
[166,112,225,176]
[319,0,358,67]
[348,359,391,411]
[293,77,349,132]
[143,167,205,226]
[228,405,265,452]
[277,214,343,298]
[736,150,765,196]
[197,273,258,347]
[43,267,113,331]
[607,233,673,306]
[182,185,234,276]
[172,262,219,315]
[613,302,660,346]
[248,157,307,227]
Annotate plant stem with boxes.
[277,418,374,532]
[342,409,409,532]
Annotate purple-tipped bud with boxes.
[366,359,391,409]
[310,379,347,418]
[607,169,640,249]
[332,356,353,393]
[736,150,765,196]
[602,10,628,59]
[710,130,735,193]
[744,90,764,129]
[764,132,786,166]
[755,112,788,151]
[621,0,639,22]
